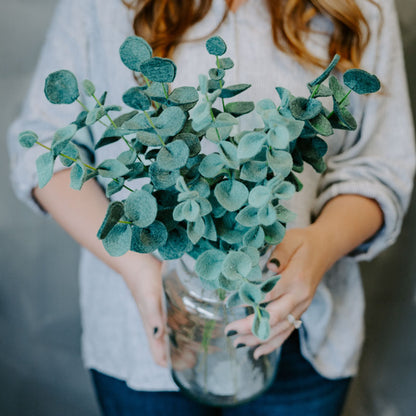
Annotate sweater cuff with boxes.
[312,179,401,262]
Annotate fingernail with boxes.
[269,258,280,269]
[153,327,159,336]
[226,330,238,337]
[236,343,246,349]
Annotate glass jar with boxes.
[162,256,280,407]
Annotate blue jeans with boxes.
[90,331,351,416]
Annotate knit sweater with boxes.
[7,0,415,390]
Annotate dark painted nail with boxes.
[236,343,246,349]
[153,327,159,336]
[226,330,238,337]
[269,258,280,268]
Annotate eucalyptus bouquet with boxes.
[18,35,380,340]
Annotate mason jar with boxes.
[162,255,280,407]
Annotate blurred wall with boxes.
[0,0,415,415]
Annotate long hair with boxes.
[122,0,380,71]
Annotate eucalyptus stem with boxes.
[143,110,166,147]
[91,93,135,152]
[327,89,352,119]
[206,95,222,142]
[162,83,169,99]
[309,84,320,99]
[216,55,226,111]
[35,141,134,192]
[76,98,109,128]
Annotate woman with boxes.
[7,0,415,415]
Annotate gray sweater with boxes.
[7,0,415,390]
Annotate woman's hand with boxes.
[120,254,168,367]
[224,226,334,359]
[224,194,384,359]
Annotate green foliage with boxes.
[44,70,79,104]
[18,131,38,148]
[206,36,227,56]
[19,34,381,341]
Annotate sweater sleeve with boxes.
[7,0,92,215]
[312,0,416,261]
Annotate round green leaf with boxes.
[140,57,177,83]
[199,154,224,178]
[289,97,322,121]
[125,190,157,227]
[156,140,189,170]
[103,223,132,257]
[239,282,263,305]
[18,131,38,148]
[130,221,168,254]
[222,251,252,280]
[168,86,199,105]
[122,87,151,110]
[82,79,95,97]
[217,57,234,70]
[266,149,293,178]
[343,69,381,94]
[208,68,226,80]
[206,36,227,56]
[158,227,191,260]
[214,180,248,212]
[44,70,79,104]
[36,152,54,188]
[249,186,271,208]
[243,225,265,248]
[235,205,259,227]
[119,36,152,72]
[195,249,226,281]
[237,131,267,160]
[97,159,129,178]
[149,163,180,190]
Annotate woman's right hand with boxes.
[119,253,168,367]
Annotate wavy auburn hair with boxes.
[122,0,380,71]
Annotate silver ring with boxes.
[287,313,302,329]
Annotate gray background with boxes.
[0,0,415,415]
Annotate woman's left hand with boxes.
[224,225,334,359]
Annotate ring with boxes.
[287,313,302,329]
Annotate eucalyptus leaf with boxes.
[119,36,152,72]
[195,249,226,281]
[140,57,177,83]
[252,307,270,340]
[97,201,124,239]
[308,54,340,87]
[103,223,132,257]
[239,282,263,305]
[236,205,259,227]
[220,84,251,99]
[59,142,79,167]
[44,70,79,104]
[217,57,234,70]
[263,221,286,245]
[266,148,293,178]
[289,97,322,121]
[222,251,252,280]
[156,140,189,170]
[248,186,271,208]
[225,101,255,117]
[240,160,268,182]
[36,152,54,188]
[187,216,205,244]
[214,180,248,212]
[125,189,157,227]
[97,159,129,178]
[206,36,227,56]
[130,221,168,253]
[70,161,87,190]
[158,227,191,260]
[82,79,95,97]
[243,226,265,248]
[237,131,267,160]
[199,154,225,178]
[343,68,381,94]
[19,131,38,148]
[122,87,151,110]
